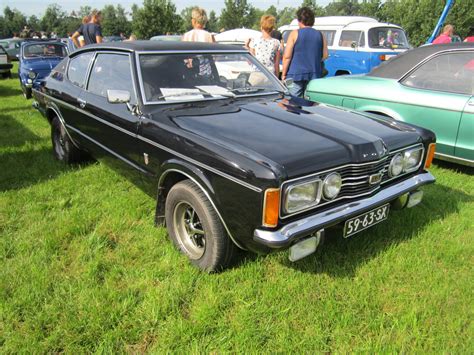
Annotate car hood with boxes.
[22,57,63,71]
[164,96,422,178]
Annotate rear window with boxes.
[339,31,365,47]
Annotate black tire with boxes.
[51,116,83,164]
[165,180,238,272]
[1,71,10,79]
[23,87,32,99]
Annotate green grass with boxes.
[1,63,473,352]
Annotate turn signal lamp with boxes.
[263,188,280,228]
[424,143,436,169]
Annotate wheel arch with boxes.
[156,160,246,250]
[335,69,351,76]
[45,104,80,148]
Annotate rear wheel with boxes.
[51,116,84,164]
[165,180,238,272]
[1,71,10,79]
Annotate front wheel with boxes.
[1,71,11,79]
[22,86,32,99]
[165,180,239,272]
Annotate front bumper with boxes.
[254,172,435,249]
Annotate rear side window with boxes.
[339,31,365,48]
[67,52,93,88]
[402,52,474,95]
[87,53,135,102]
[320,30,336,46]
[51,57,68,81]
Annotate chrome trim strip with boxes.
[138,134,262,193]
[435,152,474,167]
[34,91,262,193]
[254,172,436,249]
[135,50,248,55]
[280,143,424,219]
[66,124,148,173]
[158,168,246,250]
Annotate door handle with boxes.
[77,98,86,109]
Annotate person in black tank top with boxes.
[72,10,103,48]
[282,7,328,97]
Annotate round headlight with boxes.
[28,71,36,79]
[323,172,342,200]
[389,153,404,177]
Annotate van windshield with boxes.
[368,27,410,49]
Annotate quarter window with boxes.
[402,52,474,95]
[339,31,365,48]
[87,53,135,102]
[321,30,336,46]
[67,52,93,88]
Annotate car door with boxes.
[456,96,474,163]
[333,30,369,75]
[399,51,473,158]
[76,52,143,170]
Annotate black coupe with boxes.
[33,41,436,271]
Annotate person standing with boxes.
[433,24,454,44]
[182,7,215,43]
[281,7,328,97]
[464,27,474,42]
[71,11,103,48]
[247,15,281,76]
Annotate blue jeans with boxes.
[288,80,308,98]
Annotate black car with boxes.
[33,41,436,271]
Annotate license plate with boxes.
[343,204,390,238]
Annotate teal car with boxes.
[306,43,474,167]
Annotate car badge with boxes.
[143,153,149,165]
[369,171,383,185]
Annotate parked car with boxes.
[279,16,411,76]
[0,38,23,61]
[103,36,123,42]
[150,35,182,41]
[306,43,474,167]
[32,41,436,271]
[19,40,68,99]
[0,45,13,78]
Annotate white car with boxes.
[0,45,13,78]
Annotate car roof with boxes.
[368,42,474,80]
[73,40,247,55]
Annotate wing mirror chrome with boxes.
[107,89,131,104]
[283,78,294,87]
[351,41,359,50]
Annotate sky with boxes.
[1,0,331,17]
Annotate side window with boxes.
[51,57,68,81]
[402,52,474,95]
[87,53,136,102]
[67,52,93,88]
[320,30,336,46]
[339,31,365,48]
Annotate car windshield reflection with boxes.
[138,53,284,103]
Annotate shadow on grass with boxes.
[0,147,81,192]
[0,114,41,148]
[0,81,22,97]
[434,159,474,176]
[276,184,473,277]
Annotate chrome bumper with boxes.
[253,172,435,249]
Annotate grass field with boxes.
[1,64,473,353]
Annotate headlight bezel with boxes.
[388,153,404,177]
[282,178,322,215]
[403,147,424,173]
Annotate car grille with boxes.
[280,143,424,218]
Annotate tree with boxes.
[132,0,181,39]
[278,7,297,26]
[219,0,256,30]
[41,4,67,33]
[2,6,27,37]
[27,15,40,32]
[207,10,219,33]
[180,6,195,33]
[101,5,131,36]
[325,0,360,16]
[358,0,382,18]
[301,0,325,17]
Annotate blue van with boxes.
[279,16,411,76]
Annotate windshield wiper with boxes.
[231,86,286,96]
[157,91,213,100]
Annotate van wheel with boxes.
[51,116,83,164]
[165,180,238,272]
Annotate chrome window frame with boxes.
[134,50,286,105]
[66,51,95,89]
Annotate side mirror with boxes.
[350,41,358,49]
[284,78,294,87]
[107,89,130,104]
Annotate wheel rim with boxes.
[173,201,206,260]
[53,124,66,159]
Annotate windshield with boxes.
[23,43,68,58]
[138,52,284,103]
[368,27,410,49]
